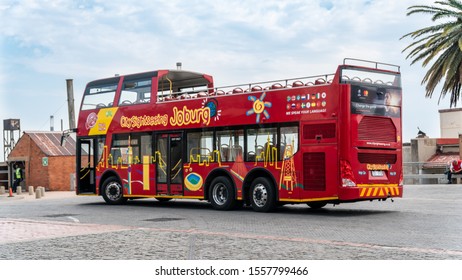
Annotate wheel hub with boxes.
[253,184,267,207]
[213,183,228,206]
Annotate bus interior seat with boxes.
[231,145,243,160]
[220,144,229,161]
[272,83,283,89]
[251,86,262,92]
[232,87,243,94]
[292,81,304,87]
[315,78,326,85]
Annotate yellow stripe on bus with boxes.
[143,156,150,191]
[359,186,400,198]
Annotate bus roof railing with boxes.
[213,73,336,93]
[343,58,400,72]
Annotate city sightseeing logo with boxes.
[85,112,98,130]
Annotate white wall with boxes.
[439,108,462,138]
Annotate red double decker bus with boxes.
[76,58,402,212]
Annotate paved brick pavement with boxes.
[0,190,76,201]
[1,187,462,260]
[0,218,131,244]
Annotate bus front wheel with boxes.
[250,177,276,212]
[102,176,127,205]
[209,176,237,210]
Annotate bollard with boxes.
[40,187,45,197]
[35,188,41,199]
[0,186,5,195]
[29,186,34,195]
[17,186,22,195]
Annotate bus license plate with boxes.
[371,171,384,177]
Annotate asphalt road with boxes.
[0,184,461,260]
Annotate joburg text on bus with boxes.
[74,58,402,212]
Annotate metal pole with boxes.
[66,79,76,130]
[50,115,54,131]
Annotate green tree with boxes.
[401,0,462,107]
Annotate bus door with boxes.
[77,138,96,194]
[156,133,183,195]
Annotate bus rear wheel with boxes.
[250,177,276,212]
[209,176,237,210]
[102,176,127,205]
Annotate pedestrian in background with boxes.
[12,164,23,192]
[446,159,462,184]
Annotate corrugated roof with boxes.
[26,131,76,156]
[423,152,460,169]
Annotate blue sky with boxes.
[0,0,458,161]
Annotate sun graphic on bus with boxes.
[246,92,272,123]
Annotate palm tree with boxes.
[401,0,462,107]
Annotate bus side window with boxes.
[280,126,299,159]
[119,90,137,105]
[121,79,152,106]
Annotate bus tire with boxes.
[209,176,237,210]
[250,177,276,212]
[307,202,327,209]
[102,176,127,205]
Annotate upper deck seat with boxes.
[315,78,326,85]
[232,87,243,94]
[271,83,283,89]
[197,91,208,98]
[251,85,262,92]
[292,81,304,87]
[180,93,191,99]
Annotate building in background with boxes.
[404,108,461,184]
[7,131,76,191]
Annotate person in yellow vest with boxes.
[12,164,23,192]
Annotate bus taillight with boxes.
[340,159,357,187]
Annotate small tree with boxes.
[401,0,462,107]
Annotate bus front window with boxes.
[82,83,118,110]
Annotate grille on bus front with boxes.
[358,116,396,142]
[358,153,397,164]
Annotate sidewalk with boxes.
[0,190,76,201]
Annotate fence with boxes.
[403,162,460,184]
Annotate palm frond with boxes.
[402,0,462,107]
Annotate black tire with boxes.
[101,176,127,205]
[250,177,276,212]
[307,201,327,209]
[209,176,237,210]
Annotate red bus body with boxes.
[76,59,402,211]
